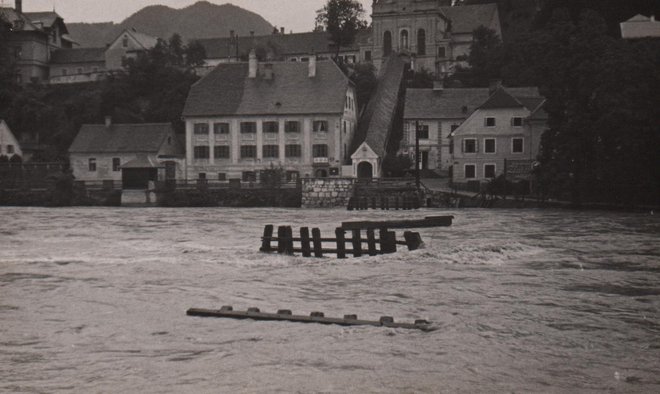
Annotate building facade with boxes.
[182,53,358,181]
[363,0,501,75]
[450,87,547,185]
[68,120,184,187]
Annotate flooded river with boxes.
[1,207,659,393]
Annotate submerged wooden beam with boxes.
[187,306,434,331]
[341,215,454,230]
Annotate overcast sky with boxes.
[12,0,374,32]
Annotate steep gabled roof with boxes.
[405,88,491,119]
[441,4,499,34]
[479,87,524,109]
[69,123,174,154]
[183,60,351,117]
[351,55,406,159]
[51,47,106,64]
[109,28,159,50]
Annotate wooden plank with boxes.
[341,216,454,230]
[312,228,323,257]
[404,231,423,251]
[367,228,377,256]
[300,227,311,257]
[284,226,294,255]
[186,307,434,331]
[335,228,346,258]
[259,224,273,252]
[277,226,286,253]
[351,229,362,257]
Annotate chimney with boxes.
[432,80,444,91]
[280,27,285,35]
[263,63,274,80]
[15,0,22,13]
[105,116,112,128]
[248,49,257,78]
[488,79,502,95]
[308,54,317,78]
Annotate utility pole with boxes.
[415,120,420,191]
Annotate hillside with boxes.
[67,1,274,47]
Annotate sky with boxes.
[9,0,374,32]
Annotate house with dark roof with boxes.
[449,86,547,186]
[68,118,184,188]
[363,0,501,75]
[182,52,358,181]
[1,0,74,84]
[49,28,158,84]
[403,83,541,172]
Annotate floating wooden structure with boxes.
[259,225,422,258]
[347,195,420,211]
[341,215,454,230]
[187,306,434,331]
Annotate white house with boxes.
[0,120,23,160]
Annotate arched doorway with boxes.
[357,162,373,179]
[315,169,328,178]
[383,31,392,56]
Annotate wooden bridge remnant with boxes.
[259,224,423,258]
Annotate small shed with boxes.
[120,156,164,189]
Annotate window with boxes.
[484,138,496,154]
[240,145,257,158]
[416,124,429,139]
[465,164,476,179]
[88,158,96,172]
[263,121,279,134]
[313,120,328,132]
[240,122,257,134]
[112,158,121,172]
[214,146,230,159]
[242,171,256,182]
[463,138,477,153]
[512,138,524,153]
[62,69,67,76]
[198,173,206,179]
[285,144,301,158]
[218,173,227,181]
[313,144,328,158]
[7,145,14,154]
[417,29,426,55]
[285,121,300,133]
[512,117,523,127]
[300,57,309,62]
[484,164,496,179]
[194,123,209,135]
[365,50,372,61]
[77,68,83,74]
[167,136,172,145]
[213,122,229,135]
[286,171,299,182]
[438,47,446,58]
[14,46,22,59]
[194,146,210,159]
[383,31,392,56]
[262,145,279,158]
[400,30,409,49]
[122,36,129,48]
[485,117,496,127]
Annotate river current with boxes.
[0,207,658,393]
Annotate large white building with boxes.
[182,52,358,181]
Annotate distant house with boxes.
[620,14,660,39]
[450,86,547,186]
[49,28,158,84]
[182,52,358,181]
[402,84,542,172]
[0,120,23,161]
[1,1,74,84]
[68,119,184,188]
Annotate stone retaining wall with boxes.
[302,178,355,208]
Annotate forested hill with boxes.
[67,1,274,47]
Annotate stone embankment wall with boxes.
[302,178,355,208]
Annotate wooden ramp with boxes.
[187,306,434,331]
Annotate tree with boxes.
[316,0,368,60]
[348,62,377,111]
[185,40,207,67]
[449,26,504,87]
